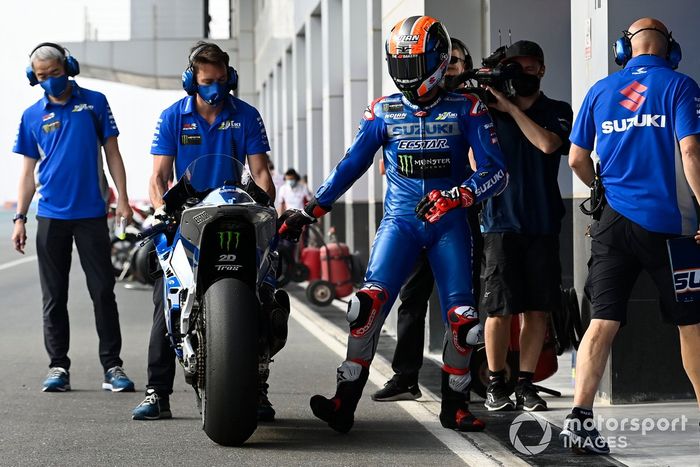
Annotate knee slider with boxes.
[448,306,482,354]
[346,285,388,337]
[449,372,471,393]
[336,360,364,384]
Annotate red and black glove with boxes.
[415,186,474,223]
[278,198,330,242]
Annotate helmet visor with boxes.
[387,54,425,83]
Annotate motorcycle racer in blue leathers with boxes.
[280,15,507,433]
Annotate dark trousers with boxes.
[391,205,483,386]
[147,279,176,397]
[36,216,123,371]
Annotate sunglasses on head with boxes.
[449,56,465,65]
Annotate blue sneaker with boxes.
[132,389,172,420]
[560,414,610,454]
[102,366,135,392]
[42,367,71,392]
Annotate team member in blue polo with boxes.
[132,41,282,421]
[561,17,700,454]
[11,43,135,393]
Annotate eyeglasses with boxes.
[450,56,465,65]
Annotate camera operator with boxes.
[479,41,573,412]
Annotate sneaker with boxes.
[42,367,71,392]
[102,366,135,392]
[515,381,547,411]
[132,389,172,420]
[559,413,610,454]
[484,380,515,411]
[258,383,276,422]
[371,377,422,402]
[440,403,486,432]
[310,395,354,434]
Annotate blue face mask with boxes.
[40,74,69,97]
[197,82,228,105]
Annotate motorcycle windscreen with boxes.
[182,154,249,193]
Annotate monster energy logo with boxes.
[218,231,240,251]
[398,154,414,175]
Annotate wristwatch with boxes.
[12,213,27,223]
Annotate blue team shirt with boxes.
[12,82,119,220]
[570,55,700,234]
[150,95,270,189]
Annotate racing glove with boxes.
[278,198,330,242]
[150,205,168,226]
[415,186,474,224]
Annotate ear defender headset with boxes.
[613,27,682,69]
[181,43,238,95]
[26,42,80,86]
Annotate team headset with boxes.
[26,42,80,86]
[612,27,682,69]
[181,43,238,95]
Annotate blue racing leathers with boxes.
[314,91,506,391]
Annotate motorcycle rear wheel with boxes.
[202,278,259,446]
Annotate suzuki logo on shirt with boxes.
[72,103,94,112]
[631,67,648,75]
[388,123,459,137]
[601,114,666,134]
[618,81,647,112]
[218,120,241,130]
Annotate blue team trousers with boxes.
[344,209,477,375]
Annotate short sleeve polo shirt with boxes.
[12,82,118,219]
[150,94,271,187]
[570,55,700,235]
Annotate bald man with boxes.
[562,17,700,454]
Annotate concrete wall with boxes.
[131,0,206,39]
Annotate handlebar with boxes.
[137,221,170,245]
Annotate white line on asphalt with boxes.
[289,294,528,467]
[0,255,37,271]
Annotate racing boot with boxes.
[439,370,485,432]
[310,361,369,434]
[258,358,275,422]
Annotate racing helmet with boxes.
[385,16,451,102]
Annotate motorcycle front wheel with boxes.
[202,278,259,446]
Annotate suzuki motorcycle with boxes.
[139,155,279,446]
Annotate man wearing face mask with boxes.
[444,38,473,92]
[277,168,312,214]
[479,41,573,412]
[11,43,135,393]
[132,42,288,422]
